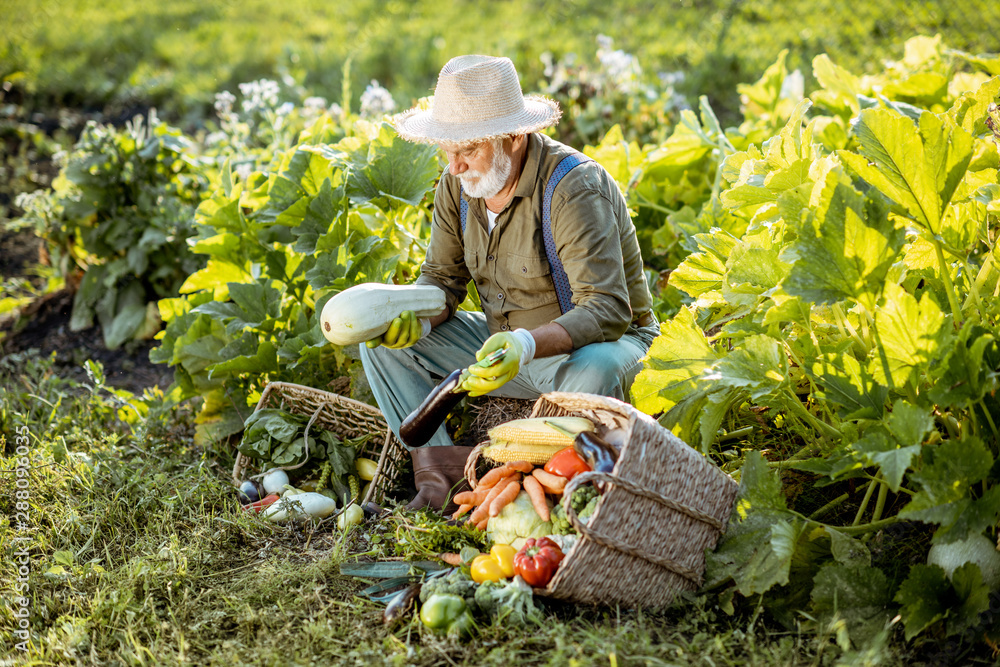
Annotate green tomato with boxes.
[419,594,474,637]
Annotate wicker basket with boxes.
[486,391,739,609]
[231,382,408,506]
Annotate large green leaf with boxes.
[324,123,440,208]
[708,334,786,401]
[668,230,740,299]
[810,563,892,647]
[643,111,716,176]
[631,307,719,416]
[723,227,789,306]
[657,386,742,454]
[180,258,251,299]
[173,315,230,379]
[760,99,815,170]
[255,148,337,225]
[583,124,645,189]
[895,563,991,640]
[810,54,861,117]
[850,429,919,493]
[720,100,816,216]
[783,172,904,310]
[901,436,1000,543]
[704,452,801,595]
[208,340,279,378]
[839,108,973,234]
[193,282,282,337]
[808,351,886,420]
[928,325,1000,409]
[893,564,950,640]
[292,176,348,255]
[885,399,935,447]
[947,75,1000,136]
[869,283,950,389]
[101,280,148,350]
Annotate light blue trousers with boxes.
[360,311,658,449]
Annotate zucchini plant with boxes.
[632,38,1000,646]
[151,117,440,444]
[14,114,208,348]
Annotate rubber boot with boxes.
[405,446,475,516]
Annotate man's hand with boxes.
[366,311,429,349]
[462,329,535,396]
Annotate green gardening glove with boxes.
[462,329,536,397]
[365,310,428,349]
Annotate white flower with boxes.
[596,36,642,94]
[276,102,295,117]
[239,79,281,114]
[234,162,253,182]
[360,80,396,118]
[303,96,328,112]
[214,90,236,116]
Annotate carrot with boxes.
[508,461,534,474]
[452,503,474,520]
[489,479,522,517]
[467,485,491,505]
[522,475,550,522]
[475,518,489,531]
[453,491,476,506]
[532,468,568,494]
[438,552,463,566]
[469,475,518,525]
[478,464,517,489]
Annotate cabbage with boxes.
[487,490,553,550]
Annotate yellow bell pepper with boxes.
[471,554,504,583]
[490,544,516,578]
[471,544,518,583]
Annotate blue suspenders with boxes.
[459,153,591,315]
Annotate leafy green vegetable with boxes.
[473,576,544,626]
[486,491,554,549]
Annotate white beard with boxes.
[459,145,512,199]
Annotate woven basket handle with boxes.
[561,471,722,586]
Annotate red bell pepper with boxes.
[544,446,591,480]
[513,537,565,588]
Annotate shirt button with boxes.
[521,266,527,273]
[501,325,508,331]
[497,293,504,300]
[487,255,494,261]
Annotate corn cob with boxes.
[483,416,595,465]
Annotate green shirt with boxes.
[416,133,653,349]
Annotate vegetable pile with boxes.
[365,415,619,638]
[234,407,379,525]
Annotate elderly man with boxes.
[360,54,657,512]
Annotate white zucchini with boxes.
[263,492,338,522]
[320,283,446,346]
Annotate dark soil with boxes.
[0,229,172,394]
[0,228,44,279]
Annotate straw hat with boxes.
[393,55,561,146]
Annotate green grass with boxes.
[2,0,998,126]
[0,350,981,666]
